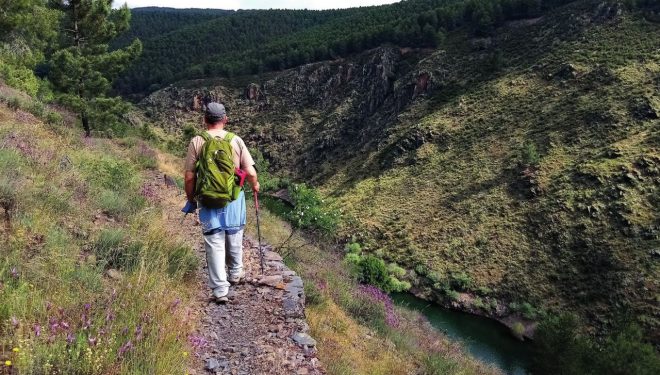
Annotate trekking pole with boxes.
[253,190,265,274]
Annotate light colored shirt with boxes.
[185,129,255,234]
[184,128,255,172]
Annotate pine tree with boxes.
[47,0,141,136]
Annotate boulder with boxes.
[292,332,316,347]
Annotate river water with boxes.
[391,293,534,375]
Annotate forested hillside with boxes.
[116,0,585,97]
[111,7,233,49]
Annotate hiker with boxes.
[182,102,259,302]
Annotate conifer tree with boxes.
[48,0,141,136]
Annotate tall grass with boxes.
[0,103,198,374]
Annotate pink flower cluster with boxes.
[358,284,400,327]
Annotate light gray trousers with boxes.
[203,229,244,297]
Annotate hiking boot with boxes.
[228,270,245,285]
[213,295,229,304]
[212,288,229,303]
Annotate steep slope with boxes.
[140,0,660,343]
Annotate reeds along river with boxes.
[392,293,534,375]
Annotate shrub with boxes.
[94,229,139,271]
[345,242,362,254]
[445,289,460,301]
[450,272,472,291]
[387,263,406,278]
[356,255,389,288]
[386,276,411,292]
[519,302,537,320]
[133,141,158,170]
[80,155,139,191]
[520,141,540,167]
[344,252,361,267]
[46,111,64,125]
[98,190,146,219]
[511,322,525,340]
[286,183,340,233]
[304,281,327,306]
[6,96,23,111]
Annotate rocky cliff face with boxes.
[140,46,449,180]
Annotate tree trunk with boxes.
[82,112,90,137]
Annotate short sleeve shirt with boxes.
[184,129,255,173]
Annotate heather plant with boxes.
[132,141,158,170]
[0,101,197,373]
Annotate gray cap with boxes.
[205,102,226,119]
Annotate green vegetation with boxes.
[48,0,142,136]
[244,202,499,375]
[116,0,585,97]
[135,0,658,371]
[532,314,660,375]
[0,98,198,373]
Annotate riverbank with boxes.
[392,293,534,375]
[244,205,501,375]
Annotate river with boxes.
[391,293,534,375]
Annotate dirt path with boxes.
[146,172,324,375]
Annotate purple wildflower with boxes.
[84,303,91,311]
[61,321,70,330]
[118,340,133,357]
[140,184,158,203]
[170,298,181,311]
[34,324,41,337]
[66,333,75,345]
[135,325,143,341]
[358,285,400,328]
[121,327,128,335]
[10,316,19,328]
[105,311,115,322]
[88,336,97,346]
[188,334,208,351]
[10,267,18,279]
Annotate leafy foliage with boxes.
[532,314,660,375]
[47,0,142,135]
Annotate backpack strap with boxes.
[224,132,235,142]
[200,132,212,142]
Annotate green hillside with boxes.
[115,0,582,97]
[140,0,660,349]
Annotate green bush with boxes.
[450,272,472,291]
[94,229,140,271]
[520,141,540,167]
[46,111,64,125]
[511,322,526,340]
[356,255,389,288]
[387,263,406,278]
[445,289,460,301]
[80,155,139,191]
[346,242,362,254]
[133,141,158,169]
[386,276,411,292]
[286,183,340,233]
[345,291,387,326]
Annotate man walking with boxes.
[183,102,259,302]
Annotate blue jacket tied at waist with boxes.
[199,191,246,234]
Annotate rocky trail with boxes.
[146,172,324,375]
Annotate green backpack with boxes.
[195,131,240,208]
